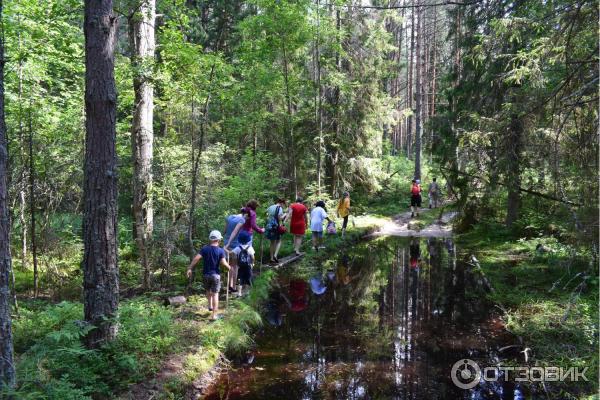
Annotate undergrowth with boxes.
[6,298,179,399]
[458,221,598,399]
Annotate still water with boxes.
[203,236,530,400]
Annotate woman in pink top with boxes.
[242,199,265,240]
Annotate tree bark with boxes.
[413,0,423,180]
[281,43,298,198]
[28,100,38,298]
[83,0,119,348]
[505,113,523,227]
[407,4,415,158]
[0,0,16,385]
[17,26,27,272]
[315,0,323,195]
[129,0,155,289]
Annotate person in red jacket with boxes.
[410,179,422,218]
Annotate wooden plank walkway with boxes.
[262,253,304,269]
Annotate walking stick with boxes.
[226,252,230,307]
[259,234,264,273]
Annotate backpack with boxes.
[326,221,337,234]
[238,246,252,269]
[411,184,420,195]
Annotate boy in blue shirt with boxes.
[187,230,231,320]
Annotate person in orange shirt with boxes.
[336,191,351,237]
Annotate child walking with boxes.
[187,230,231,320]
[232,231,255,296]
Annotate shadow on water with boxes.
[203,236,532,400]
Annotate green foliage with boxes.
[10,299,178,399]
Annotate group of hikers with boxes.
[186,177,441,321]
[186,193,351,320]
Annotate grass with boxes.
[458,222,599,399]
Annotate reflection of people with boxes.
[409,239,421,270]
[289,279,308,312]
[336,254,351,285]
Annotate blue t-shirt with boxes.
[224,214,245,248]
[200,245,225,276]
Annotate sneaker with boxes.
[228,287,236,293]
[411,212,414,218]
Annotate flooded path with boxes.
[203,236,529,400]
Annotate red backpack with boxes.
[411,184,420,195]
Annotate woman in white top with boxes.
[310,200,332,252]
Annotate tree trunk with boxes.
[505,113,523,227]
[83,0,119,348]
[430,5,438,118]
[326,6,341,196]
[315,0,323,196]
[17,27,27,272]
[129,0,155,290]
[407,5,415,159]
[281,43,297,198]
[28,100,38,298]
[413,0,423,180]
[0,0,16,385]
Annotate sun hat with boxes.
[238,230,251,245]
[209,230,223,241]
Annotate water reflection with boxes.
[203,237,528,400]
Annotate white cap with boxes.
[209,230,222,241]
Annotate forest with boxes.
[0,0,597,399]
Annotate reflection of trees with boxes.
[213,236,516,399]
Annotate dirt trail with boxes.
[371,207,458,238]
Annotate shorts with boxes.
[312,231,323,239]
[203,274,221,293]
[411,194,422,207]
[265,225,282,241]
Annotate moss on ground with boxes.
[458,223,598,399]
